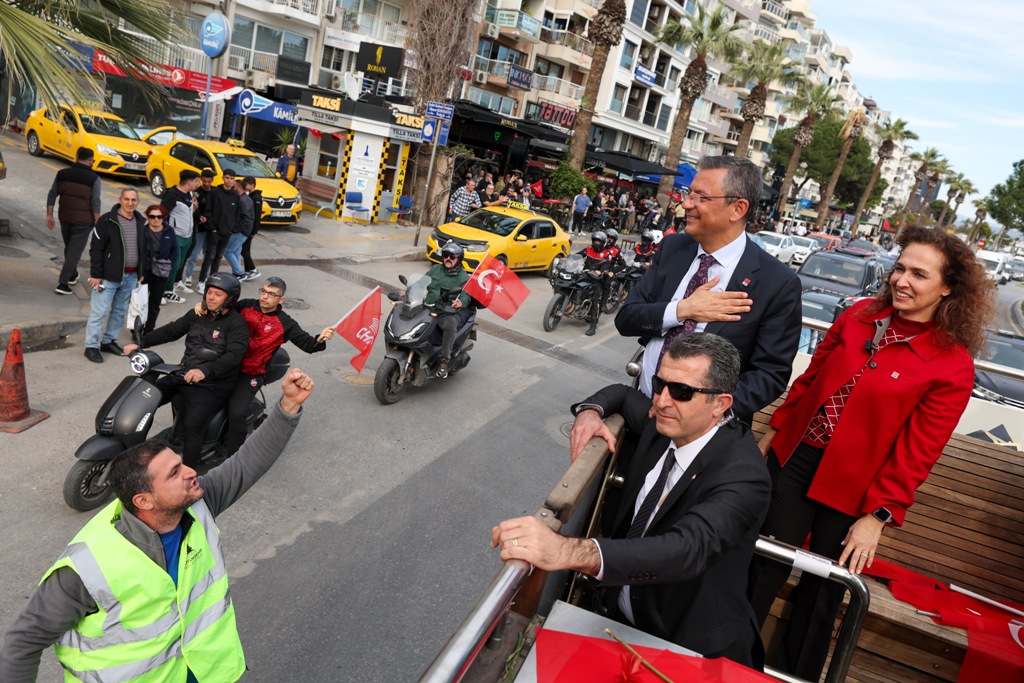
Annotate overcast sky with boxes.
[810,0,1023,215]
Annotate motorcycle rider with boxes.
[577,231,614,336]
[124,273,249,468]
[423,242,471,379]
[633,230,658,266]
[604,228,625,271]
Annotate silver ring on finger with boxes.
[512,538,519,547]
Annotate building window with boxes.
[610,84,627,114]
[322,46,356,72]
[657,103,671,131]
[468,87,515,116]
[282,32,309,61]
[534,57,563,79]
[317,135,342,180]
[629,0,649,27]
[620,40,637,70]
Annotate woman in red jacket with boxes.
[747,225,993,680]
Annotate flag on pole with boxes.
[463,253,530,320]
[333,287,382,372]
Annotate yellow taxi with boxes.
[426,202,571,274]
[146,139,302,227]
[25,106,162,178]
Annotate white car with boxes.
[756,231,798,265]
[790,235,819,266]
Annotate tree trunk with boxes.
[853,156,884,227]
[936,191,956,226]
[947,198,965,227]
[567,43,611,168]
[815,135,855,230]
[658,96,697,196]
[775,145,805,217]
[735,121,753,158]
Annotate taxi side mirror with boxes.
[276,172,282,178]
[515,234,527,242]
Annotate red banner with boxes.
[92,51,237,93]
[333,287,382,372]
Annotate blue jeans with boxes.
[85,271,137,348]
[223,232,247,276]
[185,232,207,279]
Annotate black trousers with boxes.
[224,373,264,456]
[156,374,233,468]
[242,227,258,272]
[142,273,168,333]
[198,232,226,282]
[747,442,858,681]
[436,309,471,360]
[59,222,91,286]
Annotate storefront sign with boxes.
[634,63,657,88]
[200,12,231,59]
[507,65,534,91]
[356,42,404,79]
[303,107,347,128]
[526,101,577,129]
[232,90,297,124]
[275,56,311,85]
[324,27,361,52]
[310,94,344,112]
[92,52,237,94]
[392,112,423,128]
[389,125,422,143]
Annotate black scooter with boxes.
[63,320,290,511]
[374,274,477,404]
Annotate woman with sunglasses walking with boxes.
[141,204,178,333]
[747,226,993,681]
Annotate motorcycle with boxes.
[542,254,605,332]
[63,319,290,512]
[602,252,646,314]
[374,274,477,405]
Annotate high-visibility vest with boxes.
[44,499,245,682]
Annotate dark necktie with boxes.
[658,253,717,367]
[626,447,677,539]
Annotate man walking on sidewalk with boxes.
[161,169,200,304]
[46,147,101,295]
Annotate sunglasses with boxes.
[651,375,725,402]
[146,214,164,220]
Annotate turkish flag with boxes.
[463,253,530,320]
[530,180,544,198]
[333,287,381,372]
[308,129,323,138]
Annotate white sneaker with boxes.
[174,281,188,293]
[163,292,185,304]
[196,282,206,295]
[183,276,193,287]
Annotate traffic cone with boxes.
[0,329,50,433]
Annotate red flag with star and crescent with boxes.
[333,287,381,372]
[463,253,530,320]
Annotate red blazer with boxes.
[768,300,974,524]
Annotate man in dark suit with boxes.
[492,333,771,667]
[615,155,801,424]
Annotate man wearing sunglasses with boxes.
[615,155,801,424]
[492,333,771,668]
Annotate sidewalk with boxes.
[0,209,428,351]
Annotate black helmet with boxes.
[605,228,619,245]
[440,241,464,270]
[204,273,241,308]
[641,230,654,245]
[591,231,607,251]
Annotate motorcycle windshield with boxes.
[406,275,431,305]
[621,251,635,267]
[561,254,585,274]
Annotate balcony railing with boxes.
[624,103,642,120]
[472,54,518,80]
[533,74,583,100]
[257,0,322,18]
[539,27,595,57]
[339,11,409,47]
[483,7,541,38]
[229,45,278,74]
[121,28,205,73]
[318,69,414,98]
[761,0,789,22]
[751,24,781,43]
[579,0,604,9]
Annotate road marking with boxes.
[331,233,417,244]
[38,160,63,172]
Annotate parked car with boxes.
[842,238,881,257]
[756,231,798,264]
[797,250,888,298]
[790,236,819,266]
[973,330,1024,409]
[799,290,844,353]
[1008,260,1024,281]
[807,232,842,251]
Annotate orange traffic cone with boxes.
[0,329,50,433]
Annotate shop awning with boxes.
[584,149,681,178]
[529,138,568,155]
[454,101,570,144]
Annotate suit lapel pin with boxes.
[741,278,751,287]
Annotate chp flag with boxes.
[463,253,530,320]
[334,287,382,372]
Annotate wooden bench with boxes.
[751,398,1024,682]
[295,178,338,219]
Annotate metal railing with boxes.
[338,10,410,46]
[539,27,595,56]
[761,0,790,22]
[228,45,279,74]
[533,74,583,100]
[482,7,541,38]
[751,24,781,43]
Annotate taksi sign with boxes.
[200,13,231,59]
[356,42,404,78]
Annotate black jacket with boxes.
[195,185,213,232]
[208,185,239,237]
[249,190,263,235]
[89,206,148,282]
[143,308,249,384]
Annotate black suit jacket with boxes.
[614,233,801,423]
[582,384,771,666]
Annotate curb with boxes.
[336,249,426,265]
[1,317,86,352]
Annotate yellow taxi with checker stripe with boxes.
[426,202,571,274]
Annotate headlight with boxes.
[971,385,1003,402]
[465,242,489,252]
[96,144,119,157]
[294,192,301,204]
[129,352,149,375]
[398,322,428,341]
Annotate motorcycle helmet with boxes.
[204,273,241,309]
[591,231,607,251]
[440,241,465,271]
[605,228,619,246]
[641,230,655,245]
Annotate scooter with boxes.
[63,320,290,511]
[542,254,605,332]
[373,274,477,405]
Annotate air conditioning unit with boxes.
[483,23,499,39]
[330,74,344,90]
[473,70,488,84]
[245,69,270,90]
[324,7,336,22]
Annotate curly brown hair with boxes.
[864,225,993,355]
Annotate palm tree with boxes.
[729,40,804,158]
[852,118,917,226]
[774,82,842,217]
[936,171,965,227]
[0,0,180,115]
[946,178,977,228]
[903,147,942,212]
[655,4,745,196]
[814,108,868,230]
[968,197,988,244]
[567,0,627,167]
[923,159,950,223]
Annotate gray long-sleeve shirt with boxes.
[0,401,302,681]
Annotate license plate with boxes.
[124,162,146,171]
[270,210,292,218]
